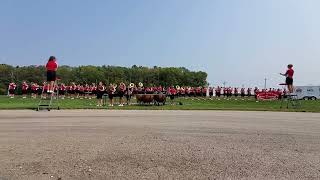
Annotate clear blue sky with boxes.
[1,0,319,87]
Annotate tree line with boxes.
[0,64,208,94]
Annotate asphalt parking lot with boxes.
[0,110,319,180]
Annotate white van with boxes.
[295,86,320,100]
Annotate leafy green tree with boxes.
[0,64,208,94]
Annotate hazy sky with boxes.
[1,0,319,87]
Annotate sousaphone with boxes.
[129,83,135,88]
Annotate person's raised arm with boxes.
[279,70,288,76]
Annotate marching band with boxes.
[6,81,287,104]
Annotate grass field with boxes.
[1,95,320,112]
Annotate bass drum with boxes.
[154,94,166,106]
[143,94,154,104]
[135,94,144,104]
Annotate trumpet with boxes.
[129,83,135,88]
[138,82,143,87]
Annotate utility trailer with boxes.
[295,86,320,100]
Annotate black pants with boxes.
[47,71,56,81]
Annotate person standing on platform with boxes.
[45,56,58,93]
[280,64,294,94]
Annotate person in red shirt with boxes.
[209,87,214,98]
[84,84,90,99]
[168,86,177,104]
[190,87,195,97]
[108,84,116,107]
[97,82,105,107]
[202,87,207,97]
[280,64,294,93]
[240,88,245,98]
[45,56,58,93]
[22,81,29,98]
[234,88,239,97]
[216,86,221,97]
[196,87,201,97]
[31,82,39,99]
[8,82,16,98]
[79,85,85,99]
[118,82,126,106]
[59,83,66,99]
[180,87,186,97]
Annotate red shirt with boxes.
[46,61,58,71]
[169,88,177,95]
[9,83,16,90]
[119,84,126,92]
[31,84,38,91]
[22,83,29,90]
[286,68,294,78]
[60,85,66,91]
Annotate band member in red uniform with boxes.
[227,87,232,98]
[108,84,116,107]
[280,64,294,94]
[223,87,227,97]
[215,86,221,97]
[75,84,80,98]
[137,86,143,94]
[118,82,126,106]
[21,81,29,98]
[91,83,97,99]
[96,82,105,107]
[196,87,201,97]
[59,83,66,99]
[234,88,239,97]
[66,85,70,98]
[209,87,214,97]
[8,82,16,98]
[277,88,282,99]
[186,87,191,97]
[168,86,177,104]
[145,87,152,94]
[79,85,85,99]
[70,83,77,99]
[45,56,58,93]
[189,87,194,97]
[202,87,207,97]
[31,82,39,98]
[240,88,245,98]
[84,84,90,99]
[180,87,186,97]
